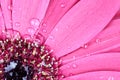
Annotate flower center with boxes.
[0,38,59,80]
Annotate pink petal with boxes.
[61,19,120,64]
[109,47,120,52]
[60,52,120,77]
[62,71,120,80]
[45,0,120,59]
[0,0,12,29]
[114,9,120,19]
[12,0,49,38]
[0,7,5,34]
[38,0,79,39]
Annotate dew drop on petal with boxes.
[49,35,54,40]
[30,18,40,27]
[69,73,73,76]
[59,59,63,65]
[27,27,35,35]
[82,44,88,49]
[108,76,114,80]
[15,22,21,27]
[42,22,47,27]
[34,32,45,44]
[8,5,12,10]
[72,64,77,68]
[95,39,101,43]
[60,3,65,8]
[67,66,70,68]
[13,32,21,40]
[42,29,47,33]
[23,34,32,40]
[55,28,58,31]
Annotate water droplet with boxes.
[30,18,40,27]
[27,27,35,35]
[13,30,21,40]
[82,44,88,49]
[5,29,14,38]
[55,28,58,31]
[42,22,47,27]
[59,59,63,64]
[8,5,12,10]
[49,49,54,53]
[72,64,77,68]
[108,76,114,80]
[15,22,21,27]
[34,39,41,45]
[69,73,73,76]
[60,3,65,8]
[49,35,54,40]
[34,32,45,44]
[67,66,70,68]
[23,34,31,40]
[96,39,101,43]
[42,29,47,33]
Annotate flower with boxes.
[0,0,120,80]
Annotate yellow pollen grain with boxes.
[15,53,19,57]
[23,49,26,54]
[24,59,27,62]
[42,71,49,76]
[32,48,36,55]
[41,46,45,52]
[41,54,47,59]
[31,60,35,64]
[37,63,41,67]
[33,74,38,80]
[0,70,2,74]
[10,47,13,52]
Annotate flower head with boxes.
[0,0,120,80]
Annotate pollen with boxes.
[0,37,59,80]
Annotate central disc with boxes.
[0,38,59,80]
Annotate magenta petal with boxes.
[60,52,120,77]
[114,9,120,19]
[39,0,79,38]
[0,7,5,34]
[109,47,120,52]
[61,19,120,64]
[45,0,120,58]
[0,0,12,29]
[12,0,49,37]
[62,71,120,80]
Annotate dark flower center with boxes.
[4,57,34,80]
[0,37,59,80]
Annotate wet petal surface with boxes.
[60,52,120,77]
[45,0,120,59]
[61,19,120,64]
[62,71,120,80]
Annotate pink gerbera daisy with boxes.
[0,0,120,80]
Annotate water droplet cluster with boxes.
[0,37,59,80]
